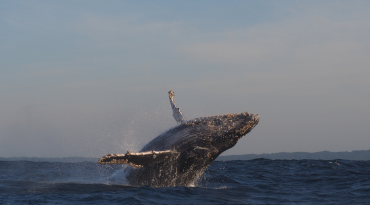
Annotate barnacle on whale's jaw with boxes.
[234,113,259,137]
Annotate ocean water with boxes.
[0,159,369,204]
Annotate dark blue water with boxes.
[1,159,369,204]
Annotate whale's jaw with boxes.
[180,112,259,153]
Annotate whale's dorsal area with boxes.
[98,90,260,187]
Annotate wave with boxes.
[1,159,369,204]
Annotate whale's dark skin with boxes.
[98,91,259,187]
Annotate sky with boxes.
[1,0,369,158]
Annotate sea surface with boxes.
[0,159,369,204]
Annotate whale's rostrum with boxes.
[98,90,259,187]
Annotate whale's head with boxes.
[183,112,259,157]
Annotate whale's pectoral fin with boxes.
[98,150,180,167]
[168,90,186,124]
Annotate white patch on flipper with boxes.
[168,90,186,124]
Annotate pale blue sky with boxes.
[1,0,369,157]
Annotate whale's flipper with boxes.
[169,90,186,124]
[98,150,180,167]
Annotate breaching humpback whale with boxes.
[98,91,259,187]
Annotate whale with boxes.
[98,91,259,187]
